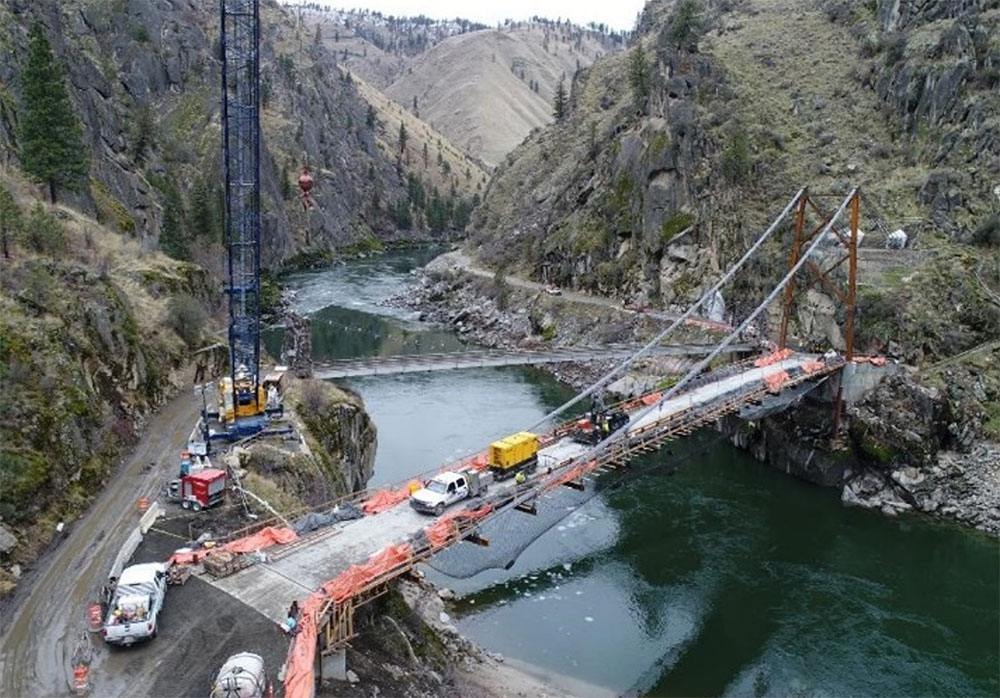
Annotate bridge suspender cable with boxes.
[489,188,858,520]
[564,189,857,470]
[525,186,807,432]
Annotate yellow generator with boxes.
[488,431,540,480]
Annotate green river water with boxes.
[264,249,998,697]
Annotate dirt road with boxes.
[430,250,627,313]
[0,388,200,697]
[430,250,728,330]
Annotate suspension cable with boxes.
[546,187,858,480]
[481,189,862,521]
[524,187,807,432]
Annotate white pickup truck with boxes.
[102,562,168,646]
[410,469,487,516]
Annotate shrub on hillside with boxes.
[167,294,207,346]
[972,214,999,248]
[24,203,65,254]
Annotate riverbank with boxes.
[380,251,716,393]
[325,573,613,698]
[384,252,1000,537]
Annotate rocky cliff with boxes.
[466,0,999,357]
[824,0,999,239]
[237,378,377,513]
[0,0,481,270]
[0,170,220,586]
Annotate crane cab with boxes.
[218,365,267,423]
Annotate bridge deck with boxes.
[311,344,752,379]
[204,354,824,622]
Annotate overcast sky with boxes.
[308,1,646,32]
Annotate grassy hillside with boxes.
[351,72,490,203]
[467,0,999,362]
[0,169,219,579]
[386,23,620,167]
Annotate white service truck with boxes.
[102,562,168,646]
[410,469,488,516]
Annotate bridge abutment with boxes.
[320,647,347,682]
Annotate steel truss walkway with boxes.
[310,344,753,379]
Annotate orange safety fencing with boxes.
[546,460,596,491]
[754,348,794,368]
[168,525,298,565]
[801,360,826,374]
[361,487,413,515]
[321,544,415,603]
[464,452,489,471]
[640,391,663,406]
[424,504,493,549]
[763,370,790,393]
[285,591,324,698]
[284,542,417,698]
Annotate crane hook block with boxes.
[298,168,315,210]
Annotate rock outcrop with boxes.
[0,176,220,575]
[238,379,377,512]
[824,0,1000,239]
[725,360,1000,535]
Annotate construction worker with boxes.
[515,470,527,487]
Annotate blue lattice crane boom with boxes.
[219,0,264,422]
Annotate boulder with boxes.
[0,524,16,554]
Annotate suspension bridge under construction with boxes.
[148,186,896,698]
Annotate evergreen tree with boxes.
[19,23,89,204]
[627,45,652,102]
[188,177,217,240]
[129,101,155,163]
[0,184,22,259]
[159,183,188,259]
[366,103,377,129]
[280,163,291,200]
[668,0,702,50]
[398,121,408,153]
[407,173,425,209]
[553,77,567,120]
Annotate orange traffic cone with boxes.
[73,665,89,696]
[138,497,149,511]
[87,604,102,632]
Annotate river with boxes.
[266,249,999,698]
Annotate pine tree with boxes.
[398,121,407,153]
[366,103,377,129]
[627,45,652,102]
[188,177,215,239]
[19,23,89,204]
[159,182,188,259]
[553,77,567,121]
[0,184,22,259]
